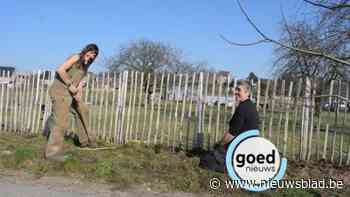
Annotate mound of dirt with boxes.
[286,159,350,186]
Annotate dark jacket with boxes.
[229,99,259,136]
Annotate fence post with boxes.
[223,74,231,132]
[291,79,302,159]
[147,74,157,145]
[261,80,270,137]
[41,71,51,131]
[28,72,35,133]
[301,77,311,160]
[31,70,41,133]
[125,71,134,143]
[316,113,321,160]
[122,71,129,144]
[268,79,277,140]
[193,72,204,149]
[185,73,196,150]
[339,134,344,166]
[17,74,23,133]
[208,73,216,150]
[20,73,27,133]
[36,71,45,134]
[118,71,128,144]
[97,72,105,138]
[322,124,329,160]
[129,72,138,141]
[307,80,316,160]
[215,77,223,142]
[335,80,341,128]
[346,137,350,165]
[102,72,111,140]
[168,74,176,148]
[180,73,189,145]
[331,131,337,163]
[256,79,261,111]
[172,74,181,148]
[203,73,210,149]
[5,71,11,131]
[160,73,170,144]
[142,73,151,142]
[231,79,237,115]
[135,72,144,140]
[276,80,285,149]
[92,73,99,136]
[114,73,123,143]
[0,71,5,131]
[154,73,165,144]
[13,74,18,132]
[8,72,14,132]
[283,81,293,157]
[108,72,117,141]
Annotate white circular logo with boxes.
[233,137,280,184]
[225,130,287,192]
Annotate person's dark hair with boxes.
[78,43,99,69]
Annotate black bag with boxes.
[199,143,226,173]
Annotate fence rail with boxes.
[1,70,350,166]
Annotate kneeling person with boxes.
[222,80,259,145]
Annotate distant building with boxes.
[40,70,53,80]
[0,66,15,85]
[0,66,15,77]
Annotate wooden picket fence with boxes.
[0,70,350,166]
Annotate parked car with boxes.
[207,96,235,107]
[322,101,348,111]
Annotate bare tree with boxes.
[273,20,347,82]
[106,39,213,99]
[221,0,350,66]
[107,39,183,74]
[107,39,211,74]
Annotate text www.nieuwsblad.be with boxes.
[209,178,344,190]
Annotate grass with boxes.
[0,133,216,193]
[0,132,350,196]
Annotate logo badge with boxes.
[225,130,288,192]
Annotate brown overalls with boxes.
[45,60,96,158]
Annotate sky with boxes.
[0,0,309,78]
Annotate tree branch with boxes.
[221,0,350,66]
[219,34,267,46]
[304,0,350,11]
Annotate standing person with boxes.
[221,80,259,145]
[45,43,99,161]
